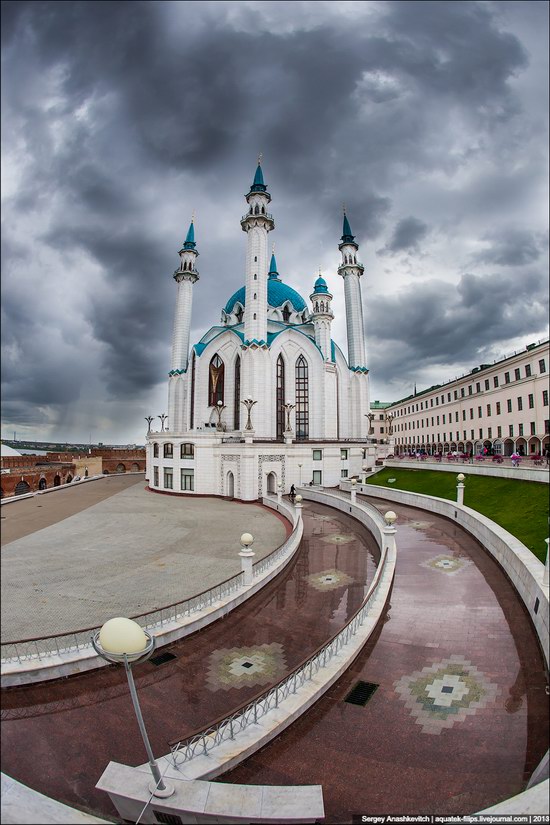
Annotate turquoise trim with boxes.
[341,214,355,243]
[350,365,369,374]
[312,275,329,294]
[183,220,196,250]
[168,368,187,376]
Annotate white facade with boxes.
[147,163,373,500]
[389,340,550,457]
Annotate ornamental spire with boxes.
[341,212,354,243]
[183,217,196,250]
[268,245,280,280]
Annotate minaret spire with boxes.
[310,270,334,361]
[337,210,367,371]
[168,218,200,430]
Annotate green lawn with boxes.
[365,468,549,562]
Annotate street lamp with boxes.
[213,399,226,431]
[145,416,154,434]
[385,412,394,435]
[158,414,168,432]
[283,400,295,433]
[365,412,374,435]
[92,618,174,798]
[298,463,302,485]
[241,397,258,431]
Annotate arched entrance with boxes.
[503,439,514,457]
[516,437,527,456]
[38,478,47,490]
[66,475,73,483]
[54,475,61,487]
[226,471,234,499]
[493,439,503,455]
[267,472,277,494]
[116,463,126,473]
[131,463,140,472]
[528,437,541,455]
[15,480,31,496]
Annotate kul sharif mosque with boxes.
[146,160,374,499]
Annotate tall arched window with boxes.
[209,354,224,406]
[276,354,285,440]
[295,355,309,440]
[234,355,241,430]
[235,305,243,324]
[190,352,196,429]
[282,304,291,323]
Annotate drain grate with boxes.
[153,813,183,824]
[344,681,379,706]
[150,651,177,666]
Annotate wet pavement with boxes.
[224,496,549,819]
[1,502,379,819]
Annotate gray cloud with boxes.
[382,216,429,254]
[1,0,548,441]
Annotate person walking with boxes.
[290,484,296,502]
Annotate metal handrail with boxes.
[1,501,299,665]
[169,498,389,765]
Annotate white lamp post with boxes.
[298,463,302,485]
[350,477,357,505]
[277,482,283,505]
[457,473,465,506]
[239,532,255,585]
[92,618,174,798]
[294,494,303,519]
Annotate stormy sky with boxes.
[1,0,548,444]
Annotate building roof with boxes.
[224,280,307,314]
[1,443,22,457]
[312,275,329,294]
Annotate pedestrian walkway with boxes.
[224,495,549,819]
[0,501,379,819]
[1,483,288,640]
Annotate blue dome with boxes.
[313,276,329,294]
[224,280,307,314]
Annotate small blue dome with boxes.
[224,281,307,314]
[313,276,329,294]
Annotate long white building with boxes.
[388,340,549,457]
[146,162,373,499]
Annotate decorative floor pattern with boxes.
[420,553,471,575]
[320,533,355,545]
[394,655,500,734]
[205,642,287,691]
[306,568,354,591]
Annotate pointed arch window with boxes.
[209,354,225,406]
[235,305,243,324]
[234,355,241,430]
[276,354,285,440]
[295,355,309,440]
[282,304,291,323]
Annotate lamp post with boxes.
[298,463,302,485]
[350,477,357,505]
[241,397,257,431]
[91,618,174,798]
[294,494,303,519]
[362,464,369,484]
[158,414,168,432]
[283,400,295,433]
[213,400,226,431]
[145,416,154,434]
[385,412,394,436]
[365,412,374,435]
[456,473,465,506]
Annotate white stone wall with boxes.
[170,276,196,372]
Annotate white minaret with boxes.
[240,159,275,345]
[168,220,199,431]
[309,271,334,361]
[338,211,367,370]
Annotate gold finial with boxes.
[258,152,263,165]
[191,210,195,223]
[318,266,322,276]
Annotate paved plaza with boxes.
[1,478,288,641]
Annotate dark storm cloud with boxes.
[1,0,548,439]
[382,216,429,254]
[366,268,549,389]
[473,229,544,267]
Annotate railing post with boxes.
[350,478,357,505]
[456,473,465,506]
[239,533,255,586]
[382,511,398,557]
[277,482,283,505]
